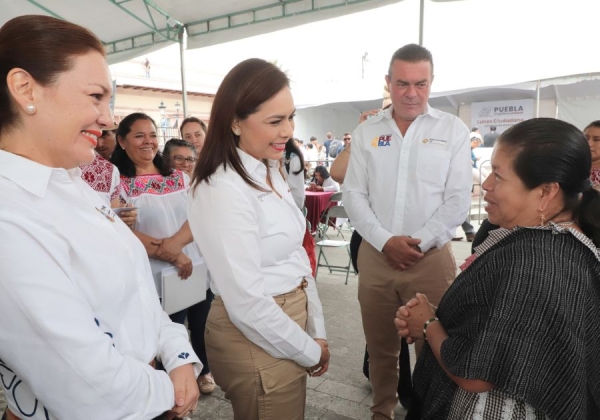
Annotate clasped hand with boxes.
[151,237,192,279]
[394,293,436,344]
[166,364,200,420]
[307,338,330,377]
[382,236,424,271]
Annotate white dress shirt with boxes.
[284,153,305,209]
[343,105,472,253]
[320,176,340,192]
[187,149,326,368]
[0,150,201,420]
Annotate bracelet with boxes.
[423,317,439,341]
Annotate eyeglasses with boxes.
[343,137,351,141]
[173,155,196,164]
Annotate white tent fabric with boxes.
[293,74,600,140]
[0,0,399,64]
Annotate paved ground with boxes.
[0,227,475,420]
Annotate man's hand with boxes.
[382,236,424,270]
[308,339,330,377]
[166,364,199,419]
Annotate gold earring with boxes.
[539,211,546,226]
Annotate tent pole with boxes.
[419,0,425,45]
[179,27,188,120]
[535,80,540,117]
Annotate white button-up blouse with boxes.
[0,150,201,420]
[187,149,326,368]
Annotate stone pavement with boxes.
[0,230,474,420]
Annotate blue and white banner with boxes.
[471,99,534,134]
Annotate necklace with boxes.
[551,220,574,227]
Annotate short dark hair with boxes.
[0,15,105,135]
[310,136,317,141]
[388,44,433,77]
[498,118,600,245]
[191,58,290,192]
[471,127,479,132]
[180,117,207,136]
[490,125,497,131]
[584,120,600,131]
[163,138,195,170]
[111,112,171,177]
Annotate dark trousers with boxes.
[350,231,412,407]
[169,288,214,376]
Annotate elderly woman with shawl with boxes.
[395,118,600,419]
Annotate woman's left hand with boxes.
[394,293,436,343]
[174,253,193,280]
[167,364,200,419]
[118,208,137,228]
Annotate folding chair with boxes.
[320,203,352,240]
[315,238,355,284]
[315,205,356,284]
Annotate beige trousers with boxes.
[357,240,456,420]
[205,287,309,420]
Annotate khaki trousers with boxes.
[357,240,456,420]
[205,288,309,420]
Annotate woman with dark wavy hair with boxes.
[397,118,600,419]
[187,58,329,419]
[112,113,201,306]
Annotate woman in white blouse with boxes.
[187,58,330,420]
[0,15,200,420]
[308,165,340,192]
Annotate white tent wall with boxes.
[295,106,364,142]
[458,99,557,129]
[558,99,600,130]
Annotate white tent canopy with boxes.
[1,0,399,64]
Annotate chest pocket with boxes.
[417,149,451,185]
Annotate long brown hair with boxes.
[191,58,290,192]
[0,15,105,135]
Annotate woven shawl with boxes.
[407,227,600,420]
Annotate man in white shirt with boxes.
[343,44,471,420]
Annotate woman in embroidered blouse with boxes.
[395,118,600,419]
[0,15,200,420]
[187,58,329,420]
[111,113,218,396]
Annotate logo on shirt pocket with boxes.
[371,134,392,147]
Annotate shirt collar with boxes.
[383,103,442,121]
[0,150,81,197]
[236,148,279,179]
